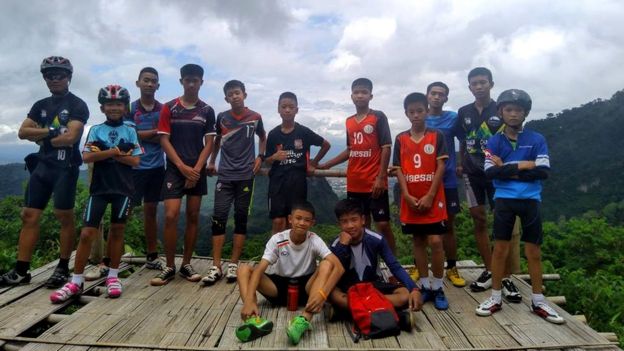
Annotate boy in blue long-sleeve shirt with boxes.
[328,199,422,314]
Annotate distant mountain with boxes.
[527,89,624,220]
[2,90,623,224]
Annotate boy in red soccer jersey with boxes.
[393,92,449,310]
[318,78,396,253]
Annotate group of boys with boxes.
[0,56,564,345]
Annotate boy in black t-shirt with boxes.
[151,64,216,286]
[264,92,330,234]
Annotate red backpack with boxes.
[347,282,400,341]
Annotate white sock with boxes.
[432,277,444,291]
[419,277,431,290]
[71,274,84,286]
[532,293,545,305]
[491,289,502,303]
[108,268,119,279]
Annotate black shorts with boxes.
[25,163,79,210]
[263,273,312,306]
[211,179,254,235]
[162,165,207,199]
[347,191,391,222]
[401,221,448,236]
[463,174,495,209]
[131,167,165,206]
[83,194,132,228]
[493,198,543,244]
[268,173,307,219]
[444,187,460,215]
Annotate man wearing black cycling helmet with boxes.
[0,56,89,289]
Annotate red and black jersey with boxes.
[393,129,448,224]
[345,110,392,193]
[157,98,216,166]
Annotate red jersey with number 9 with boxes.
[393,129,448,224]
[346,110,392,193]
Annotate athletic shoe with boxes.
[397,309,412,331]
[179,264,202,282]
[433,288,449,310]
[145,257,165,270]
[150,266,175,286]
[235,316,274,342]
[420,288,434,304]
[531,301,565,324]
[85,264,109,281]
[45,266,70,289]
[50,282,82,304]
[201,266,222,286]
[502,278,522,303]
[226,263,238,283]
[286,315,311,345]
[408,266,419,281]
[469,270,492,292]
[446,267,466,287]
[106,277,122,298]
[475,296,502,316]
[0,269,31,286]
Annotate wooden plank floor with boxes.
[0,259,619,351]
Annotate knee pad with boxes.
[211,217,226,235]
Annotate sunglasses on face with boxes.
[44,73,69,81]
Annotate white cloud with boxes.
[0,0,623,160]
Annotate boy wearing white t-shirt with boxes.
[235,201,344,345]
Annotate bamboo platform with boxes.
[0,258,619,351]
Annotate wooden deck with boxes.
[0,258,619,351]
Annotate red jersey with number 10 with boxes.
[346,110,392,193]
[393,129,448,224]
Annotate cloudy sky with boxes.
[1,0,623,163]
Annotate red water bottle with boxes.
[287,279,299,311]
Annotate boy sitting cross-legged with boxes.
[235,201,344,345]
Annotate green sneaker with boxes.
[286,315,311,345]
[235,316,273,342]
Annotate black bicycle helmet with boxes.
[496,89,532,115]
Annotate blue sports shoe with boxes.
[420,288,434,304]
[433,288,449,310]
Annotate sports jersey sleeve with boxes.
[435,130,449,160]
[392,134,402,167]
[311,234,332,259]
[535,136,550,169]
[83,127,99,153]
[330,236,351,269]
[70,99,90,124]
[157,104,171,135]
[255,116,266,138]
[261,236,279,265]
[265,129,277,159]
[129,128,143,157]
[27,101,42,124]
[204,107,217,136]
[378,237,417,291]
[376,111,392,146]
[215,113,224,136]
[454,110,466,142]
[303,126,325,147]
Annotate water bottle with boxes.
[287,279,299,311]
